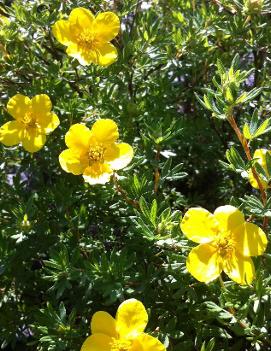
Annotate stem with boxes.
[154,145,161,193]
[227,115,268,228]
[112,174,139,209]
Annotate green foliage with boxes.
[1,0,271,351]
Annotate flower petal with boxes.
[116,298,148,339]
[83,163,113,185]
[21,128,46,153]
[0,121,22,146]
[223,252,255,285]
[180,208,218,244]
[7,94,31,120]
[39,113,60,134]
[186,244,221,283]
[105,143,133,170]
[65,124,91,151]
[91,311,117,338]
[52,19,73,46]
[80,334,112,351]
[131,334,166,351]
[232,222,267,257]
[94,12,120,42]
[248,149,269,189]
[91,119,119,144]
[59,149,85,175]
[69,7,95,29]
[31,94,52,115]
[94,42,118,66]
[214,205,245,232]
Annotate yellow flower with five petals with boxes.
[80,298,166,351]
[59,119,133,185]
[52,8,120,66]
[180,205,267,285]
[0,94,60,153]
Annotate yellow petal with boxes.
[116,298,148,339]
[83,163,113,185]
[7,94,31,120]
[248,169,268,189]
[248,149,269,189]
[21,128,46,153]
[91,311,117,338]
[186,244,221,283]
[214,205,244,232]
[59,149,86,175]
[131,334,166,351]
[180,208,218,244]
[65,124,91,151]
[69,7,95,29]
[223,252,255,285]
[39,113,60,134]
[105,143,133,170]
[31,94,52,115]
[91,119,119,144]
[94,42,118,66]
[0,121,22,146]
[80,334,112,351]
[94,12,120,42]
[232,222,267,257]
[52,19,73,46]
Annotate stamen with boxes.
[110,339,131,351]
[88,145,105,163]
[215,234,235,258]
[77,30,98,49]
[21,112,37,128]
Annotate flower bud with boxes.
[244,0,264,12]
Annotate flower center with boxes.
[110,339,132,351]
[88,145,105,163]
[21,112,37,128]
[214,234,235,258]
[77,30,98,49]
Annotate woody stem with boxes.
[112,173,139,209]
[154,144,161,193]
[227,115,268,229]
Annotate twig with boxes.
[154,145,161,193]
[227,115,268,229]
[112,173,139,209]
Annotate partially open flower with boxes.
[81,299,166,351]
[59,119,133,185]
[181,205,267,285]
[248,149,271,189]
[52,7,120,66]
[244,0,264,12]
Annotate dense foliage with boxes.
[0,0,271,350]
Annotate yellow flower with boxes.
[81,298,166,351]
[0,94,60,153]
[180,205,267,285]
[248,149,271,189]
[59,119,133,185]
[52,8,120,66]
